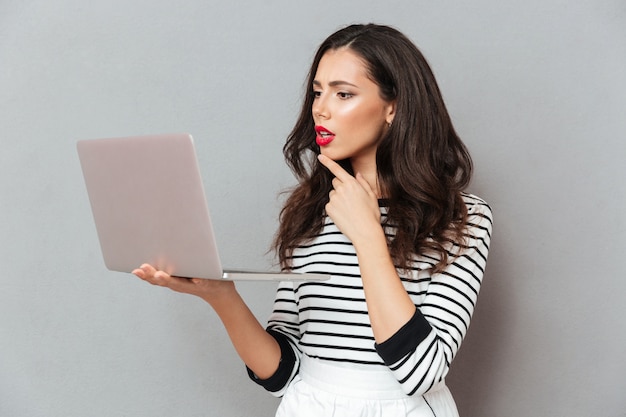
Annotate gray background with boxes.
[1,1,624,416]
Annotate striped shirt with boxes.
[249,193,493,397]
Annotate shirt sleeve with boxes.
[375,197,493,396]
[246,281,302,397]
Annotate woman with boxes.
[134,23,493,417]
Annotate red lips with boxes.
[315,125,335,146]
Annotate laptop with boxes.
[76,133,330,281]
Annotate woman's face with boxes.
[312,48,395,166]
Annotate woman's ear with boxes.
[386,100,397,126]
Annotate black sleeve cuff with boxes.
[246,329,298,393]
[375,309,432,366]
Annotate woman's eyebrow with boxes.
[312,80,359,88]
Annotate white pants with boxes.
[276,356,459,417]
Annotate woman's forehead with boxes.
[314,48,371,84]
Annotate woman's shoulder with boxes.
[461,192,491,213]
[461,192,493,230]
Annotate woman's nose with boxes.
[312,96,329,120]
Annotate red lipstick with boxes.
[315,125,335,146]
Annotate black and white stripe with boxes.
[262,193,493,397]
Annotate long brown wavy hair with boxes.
[273,24,472,273]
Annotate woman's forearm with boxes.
[353,227,417,344]
[132,266,281,379]
[203,287,281,379]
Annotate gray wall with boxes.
[1,1,624,416]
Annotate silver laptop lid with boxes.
[77,133,228,279]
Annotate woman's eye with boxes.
[312,90,322,98]
[337,92,354,99]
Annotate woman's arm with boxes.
[132,265,281,379]
[350,227,418,343]
[317,155,416,343]
[375,198,493,395]
[316,155,493,394]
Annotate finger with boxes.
[132,263,156,280]
[153,270,171,280]
[132,268,145,279]
[318,154,353,182]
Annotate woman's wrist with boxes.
[351,223,388,255]
[198,281,239,307]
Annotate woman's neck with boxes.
[350,157,382,198]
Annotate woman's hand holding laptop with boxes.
[132,263,236,302]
